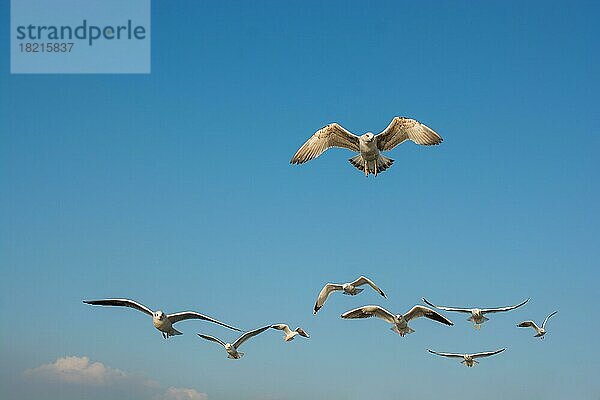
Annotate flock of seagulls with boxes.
[83,275,556,367]
[196,324,310,359]
[311,276,556,367]
[82,116,558,370]
[83,298,309,359]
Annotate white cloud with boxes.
[163,387,208,400]
[24,356,138,386]
[24,356,206,400]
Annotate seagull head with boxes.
[154,311,166,320]
[361,132,375,142]
[225,343,233,351]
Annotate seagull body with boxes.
[290,117,443,176]
[83,298,241,339]
[341,305,453,336]
[422,297,529,330]
[197,326,271,359]
[427,348,506,367]
[314,276,386,314]
[271,324,310,342]
[518,311,557,338]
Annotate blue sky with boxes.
[1,1,599,399]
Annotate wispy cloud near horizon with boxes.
[23,355,207,400]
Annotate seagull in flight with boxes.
[341,305,453,336]
[517,311,557,339]
[271,324,310,342]
[427,348,506,367]
[422,297,529,330]
[197,325,271,359]
[314,276,387,315]
[83,298,241,338]
[290,116,443,176]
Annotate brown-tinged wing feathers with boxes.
[376,117,443,151]
[291,123,360,164]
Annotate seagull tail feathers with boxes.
[391,325,414,336]
[348,155,394,176]
[376,155,394,173]
[348,155,363,170]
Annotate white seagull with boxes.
[427,348,506,367]
[422,297,529,330]
[314,276,387,315]
[517,311,558,339]
[341,305,453,336]
[271,324,310,342]
[197,325,271,359]
[83,298,241,338]
[290,116,443,176]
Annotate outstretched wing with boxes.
[350,276,386,298]
[422,297,472,313]
[404,305,454,326]
[167,311,241,331]
[233,325,271,349]
[83,298,153,317]
[427,349,464,359]
[376,117,443,151]
[313,283,344,314]
[481,298,529,314]
[340,305,396,323]
[542,311,558,328]
[517,320,538,330]
[197,333,226,348]
[471,348,506,359]
[290,123,360,164]
[270,324,292,335]
[296,327,310,338]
